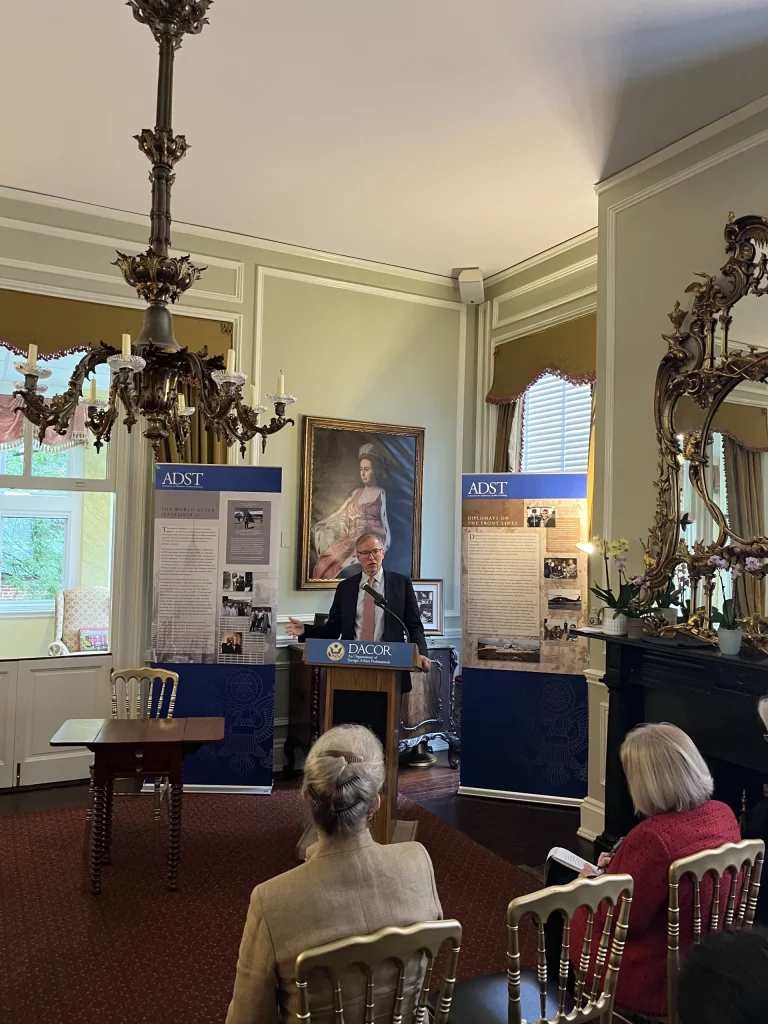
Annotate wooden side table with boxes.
[50,716,224,895]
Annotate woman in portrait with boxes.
[311,443,392,579]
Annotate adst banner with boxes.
[152,464,281,792]
[460,472,589,804]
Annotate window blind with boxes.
[521,375,592,473]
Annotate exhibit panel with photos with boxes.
[461,476,588,674]
[460,473,589,803]
[151,464,282,791]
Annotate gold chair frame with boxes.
[506,873,634,1024]
[666,838,765,1024]
[84,667,180,858]
[295,919,461,1024]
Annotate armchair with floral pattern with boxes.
[48,586,110,656]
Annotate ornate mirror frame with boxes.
[645,214,768,637]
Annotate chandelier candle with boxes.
[277,371,285,395]
[90,379,97,404]
[177,393,186,413]
[121,334,131,360]
[27,344,37,365]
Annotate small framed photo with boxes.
[412,579,444,636]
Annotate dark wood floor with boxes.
[0,752,592,871]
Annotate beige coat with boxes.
[225,830,443,1024]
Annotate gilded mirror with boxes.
[645,214,768,635]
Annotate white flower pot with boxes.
[656,607,679,626]
[602,613,628,636]
[718,628,742,657]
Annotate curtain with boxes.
[492,401,517,472]
[0,395,88,450]
[158,380,228,464]
[724,436,765,617]
[486,312,596,404]
[676,397,768,452]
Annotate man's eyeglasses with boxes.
[358,548,383,558]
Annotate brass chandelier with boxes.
[14,0,295,459]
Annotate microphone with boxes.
[362,583,409,642]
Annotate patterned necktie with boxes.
[361,576,376,641]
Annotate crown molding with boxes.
[483,228,598,289]
[595,95,768,197]
[0,186,458,290]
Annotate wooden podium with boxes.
[297,639,421,856]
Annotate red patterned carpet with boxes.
[0,790,537,1024]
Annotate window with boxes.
[520,375,592,473]
[0,344,114,618]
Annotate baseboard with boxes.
[578,795,605,840]
[458,785,583,808]
[182,784,273,795]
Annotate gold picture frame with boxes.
[297,415,425,590]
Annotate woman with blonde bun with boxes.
[226,724,442,1024]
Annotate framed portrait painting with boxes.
[298,416,425,589]
[412,579,444,636]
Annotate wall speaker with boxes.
[458,268,484,305]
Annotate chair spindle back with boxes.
[295,919,461,1024]
[667,838,765,1024]
[508,873,634,1024]
[110,667,179,720]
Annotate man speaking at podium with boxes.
[285,531,430,692]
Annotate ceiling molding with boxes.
[491,296,597,347]
[595,95,768,197]
[491,256,597,330]
[482,228,598,289]
[492,285,597,332]
[0,186,458,290]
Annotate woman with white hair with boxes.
[226,724,442,1024]
[569,723,741,1020]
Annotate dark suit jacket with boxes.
[301,570,428,693]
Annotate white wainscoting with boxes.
[2,654,112,788]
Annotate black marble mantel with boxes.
[586,633,768,854]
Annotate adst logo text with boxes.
[467,479,508,496]
[162,471,204,487]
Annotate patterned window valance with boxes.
[676,396,768,452]
[0,395,88,451]
[486,312,596,404]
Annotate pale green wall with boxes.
[260,273,466,620]
[0,188,473,687]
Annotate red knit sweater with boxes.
[570,800,741,1017]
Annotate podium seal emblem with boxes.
[326,641,345,661]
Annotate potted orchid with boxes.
[590,537,640,636]
[708,554,765,655]
[651,578,684,626]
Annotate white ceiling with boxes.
[3,1,768,278]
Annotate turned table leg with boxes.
[167,764,183,891]
[90,782,107,895]
[102,779,114,865]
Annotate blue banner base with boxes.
[157,662,276,790]
[460,668,588,802]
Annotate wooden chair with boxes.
[666,838,764,1024]
[295,919,461,1023]
[445,873,634,1024]
[84,667,179,858]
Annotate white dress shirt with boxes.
[354,568,385,641]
